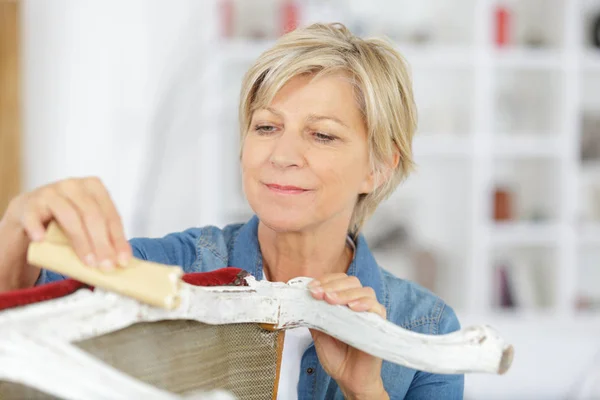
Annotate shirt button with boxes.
[306,367,315,375]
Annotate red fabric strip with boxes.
[0,279,88,311]
[182,267,249,287]
[0,267,250,311]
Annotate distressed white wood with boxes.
[0,276,513,387]
[0,332,236,400]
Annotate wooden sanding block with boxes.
[27,222,184,309]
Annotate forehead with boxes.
[256,72,365,122]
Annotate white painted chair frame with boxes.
[0,274,513,400]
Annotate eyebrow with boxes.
[260,107,350,129]
[264,107,284,118]
[306,113,349,128]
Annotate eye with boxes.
[313,132,336,143]
[254,124,278,134]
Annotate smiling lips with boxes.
[265,183,310,195]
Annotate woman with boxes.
[0,23,463,399]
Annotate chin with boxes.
[251,203,316,233]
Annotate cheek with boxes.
[241,138,266,172]
[313,153,370,192]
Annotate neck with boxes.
[258,220,354,283]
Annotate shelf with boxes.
[218,39,275,62]
[215,40,474,69]
[493,48,564,70]
[397,44,474,69]
[582,50,600,71]
[412,134,472,158]
[216,44,564,71]
[492,134,565,158]
[460,310,600,330]
[579,223,600,246]
[580,160,600,175]
[491,222,560,247]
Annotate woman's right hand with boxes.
[0,177,132,291]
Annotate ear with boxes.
[359,151,400,194]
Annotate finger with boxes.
[309,275,362,301]
[19,194,50,242]
[322,286,376,305]
[20,211,46,242]
[83,177,131,266]
[309,273,349,287]
[307,274,348,299]
[26,189,96,267]
[347,297,387,319]
[319,275,362,293]
[57,180,116,270]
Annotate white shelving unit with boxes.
[466,0,573,317]
[492,47,565,70]
[412,135,473,158]
[205,0,600,323]
[490,222,562,247]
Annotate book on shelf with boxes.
[494,257,544,310]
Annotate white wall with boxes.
[21,0,219,238]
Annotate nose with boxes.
[269,128,305,169]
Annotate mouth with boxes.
[264,183,311,195]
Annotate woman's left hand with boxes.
[308,273,389,400]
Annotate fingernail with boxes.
[99,259,115,271]
[31,230,44,242]
[117,252,130,268]
[310,286,323,295]
[84,254,97,267]
[348,300,365,309]
[307,280,321,288]
[325,291,337,300]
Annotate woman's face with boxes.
[241,73,375,233]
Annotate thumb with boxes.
[309,329,341,352]
[309,328,321,342]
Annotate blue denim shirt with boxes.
[37,215,464,399]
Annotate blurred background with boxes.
[1,0,600,398]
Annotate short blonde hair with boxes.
[239,23,417,235]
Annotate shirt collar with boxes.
[230,215,388,309]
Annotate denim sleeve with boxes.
[403,304,465,400]
[35,268,67,285]
[34,228,204,286]
[128,228,203,272]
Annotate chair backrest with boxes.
[0,269,281,400]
